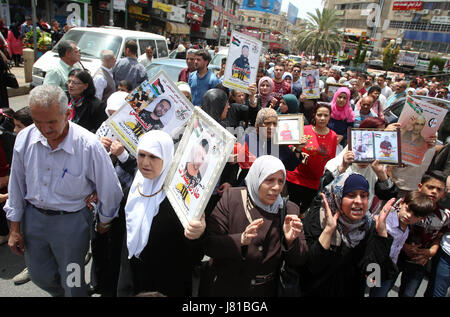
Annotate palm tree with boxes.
[294,8,342,58]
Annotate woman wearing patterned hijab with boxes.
[300,172,396,297]
[204,155,308,296]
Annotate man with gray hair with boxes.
[43,40,82,92]
[5,85,123,297]
[93,49,117,103]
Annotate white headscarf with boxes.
[125,130,174,258]
[105,91,128,117]
[245,155,286,214]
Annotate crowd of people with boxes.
[0,39,449,298]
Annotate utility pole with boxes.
[31,0,37,59]
[109,0,114,26]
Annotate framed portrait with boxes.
[106,71,194,157]
[301,69,320,99]
[274,114,304,145]
[325,83,347,100]
[348,128,402,165]
[163,107,237,228]
[223,31,263,94]
[397,96,448,166]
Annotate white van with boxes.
[32,26,169,88]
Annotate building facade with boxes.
[325,0,450,58]
[0,0,241,47]
[234,8,294,52]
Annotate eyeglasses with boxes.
[67,80,83,86]
[292,69,301,73]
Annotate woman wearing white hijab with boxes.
[121,130,205,296]
[204,155,308,297]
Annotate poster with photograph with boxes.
[274,114,304,145]
[222,31,263,94]
[325,83,347,100]
[301,69,320,99]
[397,96,448,166]
[350,129,375,162]
[348,129,401,165]
[164,107,236,228]
[106,71,194,156]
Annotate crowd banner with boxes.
[106,71,194,157]
[164,107,236,228]
[223,31,263,94]
[398,96,448,166]
[301,69,320,99]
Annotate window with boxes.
[351,4,361,9]
[156,40,168,58]
[138,39,157,57]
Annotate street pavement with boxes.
[0,234,431,297]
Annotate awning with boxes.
[166,22,190,35]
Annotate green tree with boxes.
[353,38,363,66]
[428,56,446,75]
[382,42,400,70]
[294,8,342,58]
[358,47,367,65]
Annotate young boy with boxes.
[370,191,435,297]
[398,171,449,297]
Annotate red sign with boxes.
[187,1,205,16]
[270,42,282,49]
[392,1,423,10]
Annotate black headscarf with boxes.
[201,88,228,124]
[10,23,20,39]
[201,88,249,128]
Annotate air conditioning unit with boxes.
[433,9,441,15]
[404,12,412,17]
[421,9,429,15]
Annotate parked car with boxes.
[210,47,228,72]
[383,95,450,143]
[32,26,169,88]
[145,58,216,83]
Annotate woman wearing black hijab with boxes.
[202,87,249,129]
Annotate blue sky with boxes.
[281,0,324,19]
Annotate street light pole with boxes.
[31,0,37,59]
[109,0,114,26]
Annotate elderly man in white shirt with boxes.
[137,45,154,68]
[5,85,123,297]
[93,50,117,103]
